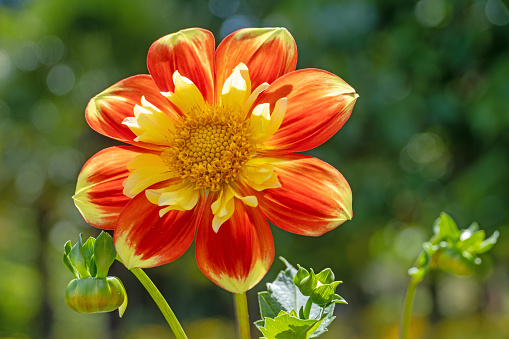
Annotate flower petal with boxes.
[73,146,147,230]
[256,154,352,236]
[196,196,274,293]
[147,28,215,105]
[86,75,179,149]
[115,189,205,269]
[215,27,297,102]
[254,69,358,154]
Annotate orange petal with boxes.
[254,69,358,154]
[86,75,179,149]
[256,154,352,236]
[73,146,148,230]
[215,27,297,102]
[114,187,205,269]
[147,28,215,105]
[196,195,274,293]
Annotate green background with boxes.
[1,0,508,338]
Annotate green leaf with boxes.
[331,294,348,304]
[83,237,97,277]
[475,230,499,254]
[257,311,323,339]
[436,213,460,242]
[257,258,342,338]
[63,240,79,278]
[457,230,485,252]
[257,258,310,319]
[68,234,90,278]
[94,231,117,279]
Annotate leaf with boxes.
[435,213,460,242]
[475,230,499,254]
[83,236,97,277]
[94,231,117,279]
[257,311,323,339]
[257,258,342,338]
[68,234,90,278]
[63,240,79,278]
[457,230,485,252]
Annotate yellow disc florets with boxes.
[163,107,254,191]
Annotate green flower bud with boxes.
[310,281,341,306]
[65,276,127,315]
[434,247,475,276]
[294,266,317,296]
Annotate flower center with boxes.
[162,107,254,191]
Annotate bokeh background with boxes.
[1,0,509,338]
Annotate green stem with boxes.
[130,267,188,339]
[399,277,420,339]
[234,292,251,339]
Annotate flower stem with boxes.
[399,277,420,339]
[234,292,251,339]
[130,267,188,339]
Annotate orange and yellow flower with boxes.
[73,27,357,293]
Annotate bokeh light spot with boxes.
[30,100,60,133]
[13,41,40,71]
[415,0,446,27]
[220,15,252,39]
[38,36,65,65]
[47,64,75,95]
[208,0,239,18]
[485,0,509,26]
[0,49,12,80]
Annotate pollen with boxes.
[163,106,254,191]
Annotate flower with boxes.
[73,27,357,293]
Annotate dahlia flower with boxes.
[73,27,357,293]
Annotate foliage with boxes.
[256,258,346,338]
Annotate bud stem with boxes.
[398,277,420,339]
[234,292,251,339]
[130,267,188,339]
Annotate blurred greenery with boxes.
[1,0,508,338]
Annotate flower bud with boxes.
[294,266,317,296]
[310,281,341,306]
[434,247,475,276]
[65,276,127,314]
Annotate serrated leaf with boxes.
[309,303,335,338]
[257,258,342,338]
[258,311,323,339]
[258,291,284,319]
[94,231,116,278]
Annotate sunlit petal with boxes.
[215,27,297,102]
[147,28,215,104]
[86,75,179,149]
[253,69,358,154]
[115,190,205,269]
[256,154,352,236]
[73,146,148,229]
[196,197,274,293]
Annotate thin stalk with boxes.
[130,267,188,339]
[234,292,251,339]
[399,277,420,339]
